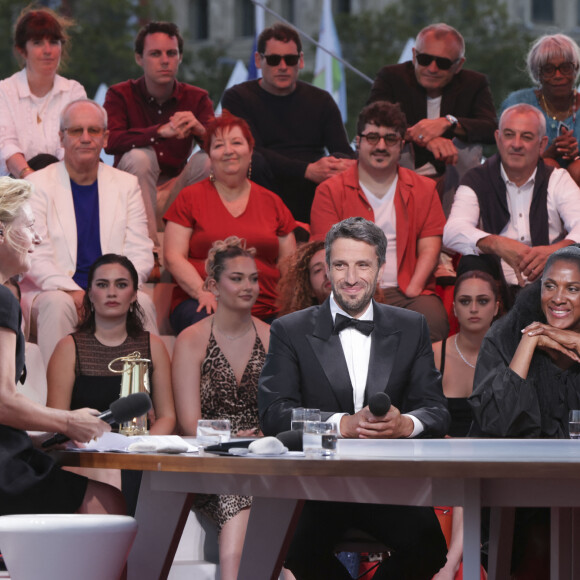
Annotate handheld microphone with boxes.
[368,392,391,417]
[41,392,152,448]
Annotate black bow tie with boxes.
[333,313,374,336]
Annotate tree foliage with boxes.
[336,0,534,137]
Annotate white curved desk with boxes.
[57,438,580,580]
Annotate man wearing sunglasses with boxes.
[222,22,354,225]
[310,101,449,342]
[368,23,496,181]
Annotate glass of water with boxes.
[197,419,231,447]
[291,408,320,431]
[569,410,580,439]
[303,421,337,457]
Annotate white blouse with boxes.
[0,68,86,175]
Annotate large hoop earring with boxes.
[209,168,215,183]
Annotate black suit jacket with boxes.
[258,299,450,437]
[368,61,497,171]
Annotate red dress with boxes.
[164,178,295,319]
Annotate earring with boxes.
[209,168,215,183]
[129,302,134,313]
[247,161,252,180]
[90,302,94,312]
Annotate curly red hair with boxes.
[277,241,326,317]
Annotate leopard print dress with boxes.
[193,323,265,531]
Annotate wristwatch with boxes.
[445,114,458,130]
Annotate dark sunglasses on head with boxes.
[359,132,402,146]
[540,61,578,78]
[415,52,459,71]
[259,53,301,66]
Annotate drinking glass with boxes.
[196,419,231,447]
[303,421,337,457]
[569,410,580,439]
[291,408,320,431]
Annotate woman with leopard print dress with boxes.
[172,236,270,580]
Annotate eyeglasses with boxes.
[359,132,402,146]
[540,61,578,78]
[62,126,105,138]
[415,52,460,71]
[259,53,301,66]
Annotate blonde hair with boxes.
[0,177,32,247]
[203,236,256,290]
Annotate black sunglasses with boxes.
[540,61,578,78]
[415,52,460,71]
[259,53,301,66]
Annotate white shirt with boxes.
[360,177,398,288]
[443,164,580,285]
[0,69,86,175]
[327,294,423,438]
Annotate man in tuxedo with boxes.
[258,217,449,579]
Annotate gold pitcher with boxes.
[108,352,151,436]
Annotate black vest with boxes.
[461,153,554,246]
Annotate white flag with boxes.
[313,0,347,122]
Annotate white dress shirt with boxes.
[443,164,580,285]
[327,294,423,438]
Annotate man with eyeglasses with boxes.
[221,22,354,225]
[20,98,157,366]
[368,23,496,183]
[310,101,448,342]
[444,103,580,306]
[104,21,214,265]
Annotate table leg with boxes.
[488,507,515,580]
[551,507,572,580]
[572,508,580,579]
[238,497,303,580]
[462,479,481,580]
[128,472,194,580]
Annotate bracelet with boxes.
[19,166,33,178]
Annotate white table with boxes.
[57,438,580,580]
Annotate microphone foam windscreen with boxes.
[368,392,391,416]
[110,392,152,423]
[276,429,303,452]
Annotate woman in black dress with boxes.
[0,176,123,516]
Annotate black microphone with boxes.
[368,392,391,417]
[42,392,152,448]
[276,429,303,452]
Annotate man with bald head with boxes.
[368,23,496,181]
[20,98,156,365]
[444,103,580,302]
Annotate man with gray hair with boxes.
[444,103,580,297]
[20,98,157,365]
[368,23,496,179]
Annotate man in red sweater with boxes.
[104,21,214,256]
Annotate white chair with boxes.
[0,514,137,580]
